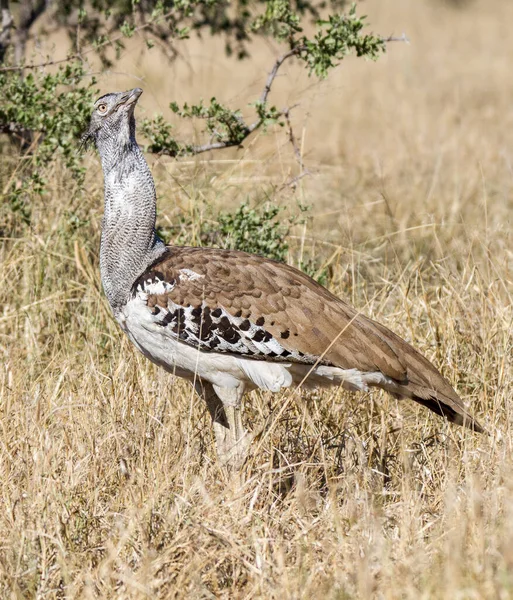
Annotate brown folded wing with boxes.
[132,246,482,432]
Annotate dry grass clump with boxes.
[1,0,512,597]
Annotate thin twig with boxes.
[279,171,310,190]
[382,33,410,44]
[259,46,304,105]
[283,107,308,174]
[185,121,260,155]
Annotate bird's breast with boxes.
[119,295,244,388]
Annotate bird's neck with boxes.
[98,137,165,313]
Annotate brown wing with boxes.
[134,247,407,376]
[132,246,483,432]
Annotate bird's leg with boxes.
[194,379,230,460]
[194,380,252,470]
[222,404,252,470]
[213,385,253,471]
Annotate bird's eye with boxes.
[97,104,108,114]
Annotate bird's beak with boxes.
[118,88,143,108]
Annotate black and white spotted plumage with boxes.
[133,272,318,364]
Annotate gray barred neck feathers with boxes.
[95,113,142,178]
[97,117,165,314]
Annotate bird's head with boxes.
[81,88,143,153]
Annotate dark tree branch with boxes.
[0,122,25,133]
[0,121,36,140]
[0,9,176,72]
[0,0,13,64]
[14,0,47,66]
[185,120,261,155]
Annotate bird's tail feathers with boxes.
[379,379,485,434]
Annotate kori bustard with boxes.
[83,88,482,468]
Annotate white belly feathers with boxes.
[118,294,383,396]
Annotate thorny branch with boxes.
[155,32,408,161]
[156,46,306,158]
[280,107,311,188]
[259,47,305,105]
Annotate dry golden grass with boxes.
[1,0,512,597]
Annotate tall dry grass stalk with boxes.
[1,0,512,597]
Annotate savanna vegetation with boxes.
[0,0,511,597]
